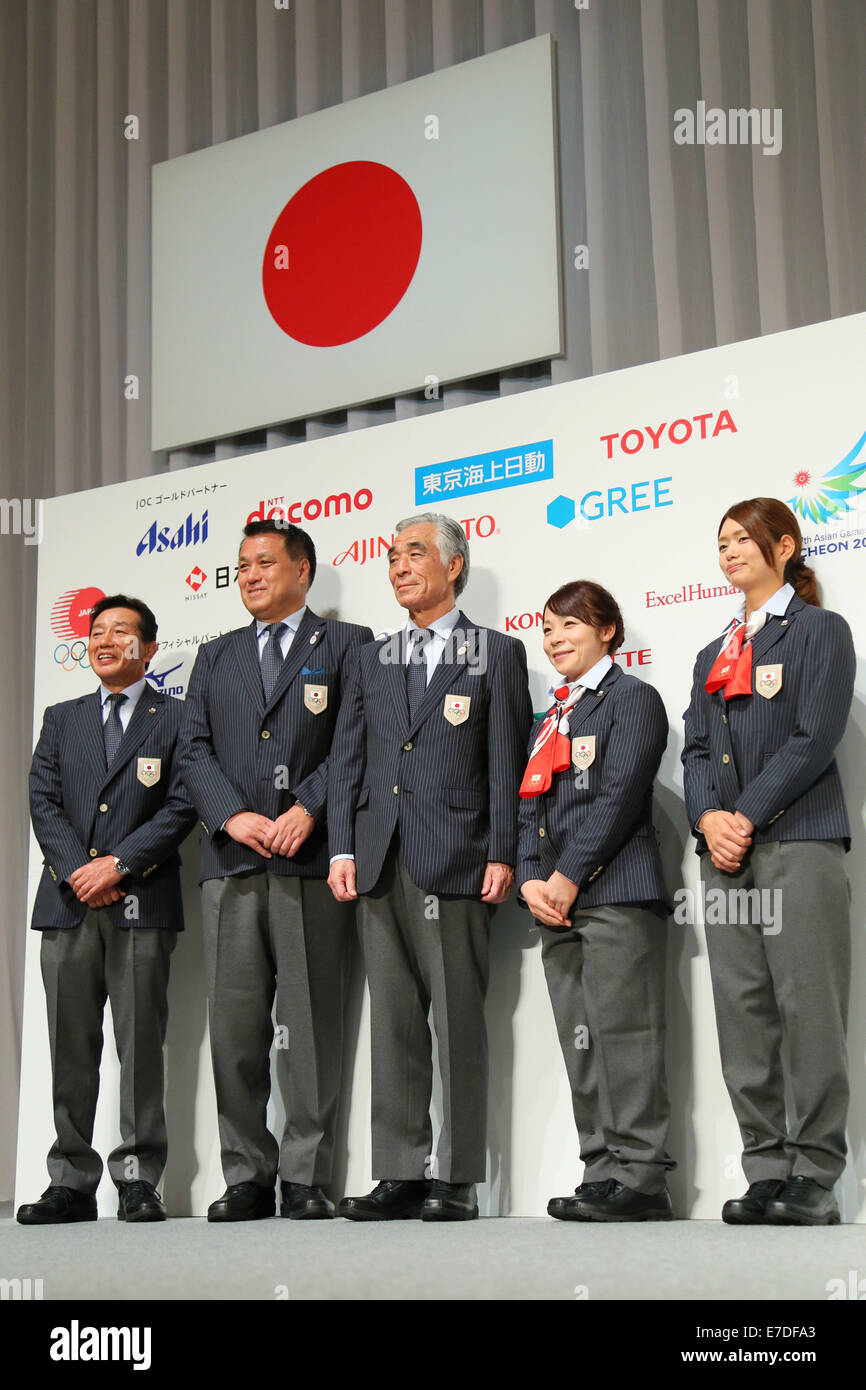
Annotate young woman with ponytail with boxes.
[682,497,855,1225]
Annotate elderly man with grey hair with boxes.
[328,512,532,1220]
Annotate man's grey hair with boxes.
[395,512,470,597]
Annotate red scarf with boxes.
[705,621,752,699]
[519,685,582,797]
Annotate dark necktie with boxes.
[103,692,127,766]
[406,628,433,719]
[261,622,288,700]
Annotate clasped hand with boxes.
[521,870,578,929]
[225,806,314,858]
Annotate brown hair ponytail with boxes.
[719,497,821,608]
[783,554,820,606]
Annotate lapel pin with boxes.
[457,642,468,656]
[781,620,788,627]
[310,630,320,645]
[148,707,156,714]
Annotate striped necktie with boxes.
[261,622,287,700]
[103,692,127,766]
[406,628,433,718]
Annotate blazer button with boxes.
[403,742,413,751]
[89,848,98,858]
[261,730,271,740]
[393,785,399,794]
[539,827,546,838]
[99,803,109,813]
[722,754,730,764]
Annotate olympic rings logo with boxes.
[53,640,91,671]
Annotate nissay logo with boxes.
[334,515,496,567]
[247,488,373,526]
[137,511,208,557]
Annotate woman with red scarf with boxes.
[683,497,855,1225]
[517,580,676,1222]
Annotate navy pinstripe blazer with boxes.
[29,690,197,931]
[328,613,533,896]
[682,593,854,849]
[179,608,373,882]
[517,663,670,909]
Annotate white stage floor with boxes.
[3,1208,865,1301]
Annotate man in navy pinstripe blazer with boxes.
[179,520,372,1222]
[18,595,197,1226]
[329,513,532,1221]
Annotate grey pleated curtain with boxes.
[1,0,864,1198]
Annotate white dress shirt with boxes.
[405,605,461,684]
[99,676,148,729]
[547,653,613,707]
[256,605,307,660]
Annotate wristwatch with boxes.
[113,856,132,877]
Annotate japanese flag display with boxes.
[152,35,561,450]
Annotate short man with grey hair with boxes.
[328,513,532,1220]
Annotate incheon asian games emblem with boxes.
[787,429,866,524]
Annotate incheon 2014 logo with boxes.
[787,429,866,558]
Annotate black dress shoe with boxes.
[17,1185,98,1225]
[421,1180,479,1222]
[566,1178,673,1222]
[280,1182,335,1220]
[764,1176,841,1226]
[548,1181,613,1221]
[117,1180,167,1223]
[207,1181,276,1222]
[722,1178,787,1225]
[339,1180,431,1221]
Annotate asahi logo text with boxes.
[600,410,737,460]
[334,515,496,567]
[136,510,208,557]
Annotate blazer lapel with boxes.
[264,608,324,714]
[100,693,166,789]
[748,595,802,667]
[567,663,621,734]
[408,614,474,736]
[77,692,109,786]
[234,622,267,711]
[377,630,410,733]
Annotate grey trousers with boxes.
[540,901,674,1194]
[40,913,176,1193]
[201,869,354,1187]
[701,840,850,1186]
[358,842,491,1184]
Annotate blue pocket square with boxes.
[302,666,325,675]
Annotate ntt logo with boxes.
[247,489,373,525]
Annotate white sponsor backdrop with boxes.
[16,312,866,1223]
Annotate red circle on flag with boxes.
[262,161,423,347]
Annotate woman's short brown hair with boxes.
[543,580,625,652]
